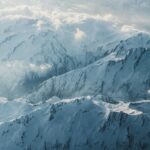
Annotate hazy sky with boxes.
[0,0,150,32]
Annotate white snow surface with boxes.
[0,96,150,150]
[0,7,150,150]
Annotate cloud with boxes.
[0,4,138,48]
[0,0,149,33]
[121,25,138,33]
[0,61,52,90]
[74,28,86,40]
[39,0,150,32]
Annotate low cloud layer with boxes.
[0,0,150,32]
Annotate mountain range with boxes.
[0,8,150,150]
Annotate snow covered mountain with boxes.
[0,6,150,150]
[1,96,150,150]
[0,12,126,99]
[27,33,150,103]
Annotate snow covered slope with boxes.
[0,12,147,100]
[27,33,150,103]
[0,10,131,99]
[0,96,150,150]
[0,6,150,150]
